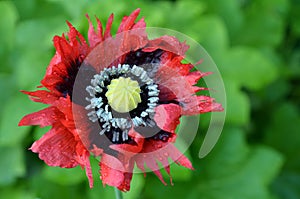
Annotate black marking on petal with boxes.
[56,58,96,104]
[148,130,172,142]
[124,49,163,66]
[56,58,81,98]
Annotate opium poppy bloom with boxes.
[19,9,223,191]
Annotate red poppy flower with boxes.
[19,9,223,191]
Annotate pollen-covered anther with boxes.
[105,77,142,113]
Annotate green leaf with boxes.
[33,126,51,141]
[290,3,300,36]
[0,93,45,147]
[13,0,68,20]
[200,127,250,178]
[171,15,229,62]
[87,184,114,199]
[172,0,206,25]
[194,127,284,199]
[204,0,244,39]
[139,1,172,27]
[123,174,145,199]
[0,185,35,199]
[13,17,69,89]
[272,171,300,199]
[15,17,66,50]
[43,165,86,186]
[0,73,15,104]
[0,1,18,53]
[30,172,85,199]
[0,146,25,185]
[264,103,300,170]
[14,50,52,89]
[234,0,290,47]
[224,80,250,125]
[0,1,18,73]
[221,46,278,90]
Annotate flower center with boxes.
[106,77,141,113]
[85,64,160,143]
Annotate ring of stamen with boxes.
[85,64,160,143]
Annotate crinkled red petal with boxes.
[184,71,211,93]
[154,104,181,133]
[104,14,114,39]
[155,64,199,106]
[183,95,224,115]
[86,14,103,48]
[76,143,94,188]
[185,71,211,86]
[72,102,93,150]
[52,96,73,121]
[117,8,145,33]
[21,90,59,104]
[134,140,193,185]
[100,152,136,192]
[41,21,89,94]
[158,84,177,101]
[160,52,193,76]
[109,128,144,155]
[30,124,80,168]
[100,154,125,188]
[53,36,79,66]
[18,106,62,127]
[66,21,89,55]
[117,172,133,192]
[144,35,190,58]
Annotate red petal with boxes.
[53,96,72,120]
[76,143,94,188]
[100,154,125,187]
[22,90,59,104]
[183,95,224,115]
[86,14,103,47]
[184,71,211,93]
[132,17,146,29]
[158,84,177,101]
[144,35,189,57]
[53,36,78,64]
[104,14,114,39]
[134,140,193,184]
[160,52,193,76]
[66,21,89,54]
[109,128,144,155]
[19,106,62,127]
[30,125,80,168]
[117,8,142,33]
[100,153,135,192]
[155,64,198,103]
[154,104,181,133]
[117,172,133,192]
[185,71,211,86]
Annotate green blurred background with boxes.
[0,0,300,198]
